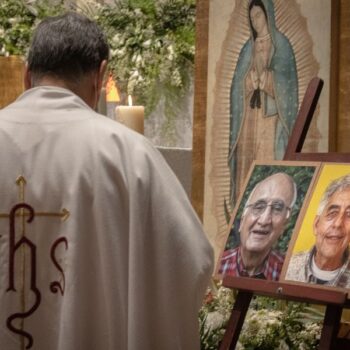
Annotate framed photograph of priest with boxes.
[216,161,318,281]
[283,164,350,291]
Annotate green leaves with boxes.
[96,0,195,117]
[0,0,195,124]
[0,0,66,56]
[200,286,322,350]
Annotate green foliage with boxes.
[200,284,323,350]
[96,0,195,118]
[199,283,235,350]
[0,0,67,56]
[224,165,317,252]
[200,313,226,350]
[237,300,321,350]
[0,0,195,122]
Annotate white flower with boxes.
[167,46,174,60]
[8,18,19,25]
[127,79,137,95]
[205,311,226,332]
[131,54,143,65]
[266,318,280,326]
[142,39,152,48]
[110,49,118,58]
[134,8,142,17]
[167,44,174,55]
[112,33,123,45]
[136,54,143,64]
[130,70,139,79]
[171,69,182,87]
[277,339,289,350]
[112,48,126,58]
[235,342,244,350]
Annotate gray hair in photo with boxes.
[317,174,350,215]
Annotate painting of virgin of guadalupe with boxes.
[202,0,332,261]
[229,0,298,204]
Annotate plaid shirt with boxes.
[218,246,284,281]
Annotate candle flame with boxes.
[106,74,120,102]
[128,95,133,106]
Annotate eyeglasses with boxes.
[246,200,291,218]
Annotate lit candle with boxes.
[115,95,144,134]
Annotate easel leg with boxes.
[219,291,253,350]
[318,304,342,350]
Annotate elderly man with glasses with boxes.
[286,174,350,288]
[219,172,297,280]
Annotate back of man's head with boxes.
[27,12,109,86]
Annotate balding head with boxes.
[239,172,297,257]
[245,172,297,212]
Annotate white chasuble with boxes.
[0,87,214,350]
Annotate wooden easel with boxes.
[219,77,350,350]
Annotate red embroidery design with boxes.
[1,176,69,349]
[7,203,41,349]
[50,237,68,295]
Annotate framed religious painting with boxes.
[215,160,319,281]
[281,163,350,294]
[192,0,340,262]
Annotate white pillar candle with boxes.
[115,96,144,134]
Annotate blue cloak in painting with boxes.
[228,0,298,206]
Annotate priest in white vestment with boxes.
[0,12,213,350]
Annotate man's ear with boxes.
[313,216,320,236]
[97,60,108,91]
[24,64,32,90]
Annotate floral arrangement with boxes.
[199,282,235,349]
[0,0,66,57]
[237,304,322,349]
[0,0,195,120]
[95,0,195,117]
[199,282,323,350]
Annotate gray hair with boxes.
[244,172,297,213]
[317,174,350,215]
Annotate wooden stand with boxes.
[219,277,348,350]
[283,77,350,163]
[219,77,350,350]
